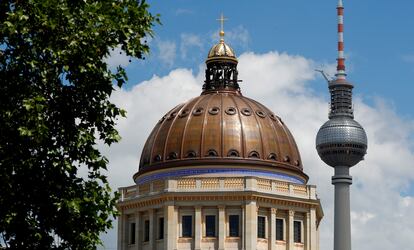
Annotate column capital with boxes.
[218,205,226,210]
[289,210,295,217]
[271,208,277,214]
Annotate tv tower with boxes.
[316,1,368,250]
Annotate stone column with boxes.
[135,212,141,250]
[270,208,277,250]
[310,208,317,250]
[245,200,257,250]
[218,205,226,250]
[241,205,245,250]
[305,212,310,250]
[117,214,126,250]
[194,206,202,250]
[288,210,294,250]
[165,204,177,250]
[148,209,155,250]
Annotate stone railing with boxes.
[119,177,317,202]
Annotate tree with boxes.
[0,0,158,249]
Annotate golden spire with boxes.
[216,13,227,41]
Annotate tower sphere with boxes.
[316,117,367,167]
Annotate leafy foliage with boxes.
[0,0,158,249]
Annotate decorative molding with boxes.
[117,193,321,213]
[289,210,295,217]
[136,168,305,185]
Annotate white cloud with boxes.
[402,54,414,63]
[104,45,131,69]
[175,8,194,16]
[156,40,177,67]
[180,33,203,59]
[99,51,414,250]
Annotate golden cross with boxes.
[216,13,228,37]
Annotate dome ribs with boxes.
[284,125,303,168]
[273,115,296,165]
[247,98,283,164]
[182,94,211,159]
[164,97,197,161]
[201,94,222,157]
[232,96,262,159]
[180,95,207,159]
[148,104,182,165]
[222,93,243,159]
[239,96,265,160]
[229,94,245,159]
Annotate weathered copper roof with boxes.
[137,90,304,178]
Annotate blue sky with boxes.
[100,1,414,249]
[123,0,414,118]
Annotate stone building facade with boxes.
[117,25,323,250]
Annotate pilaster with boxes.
[118,213,126,250]
[270,208,277,250]
[245,200,257,250]
[305,212,310,250]
[288,210,295,250]
[194,206,202,250]
[310,208,317,250]
[148,209,154,250]
[135,212,141,250]
[218,205,226,250]
[165,204,177,250]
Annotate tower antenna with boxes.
[336,0,346,80]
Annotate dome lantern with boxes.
[203,14,240,93]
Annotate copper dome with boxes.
[134,29,307,183]
[137,90,305,177]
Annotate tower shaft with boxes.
[332,166,352,250]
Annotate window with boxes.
[276,219,284,241]
[158,217,164,240]
[129,222,136,244]
[182,215,192,237]
[229,215,239,237]
[257,216,266,239]
[294,221,302,243]
[205,215,216,237]
[144,220,150,242]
